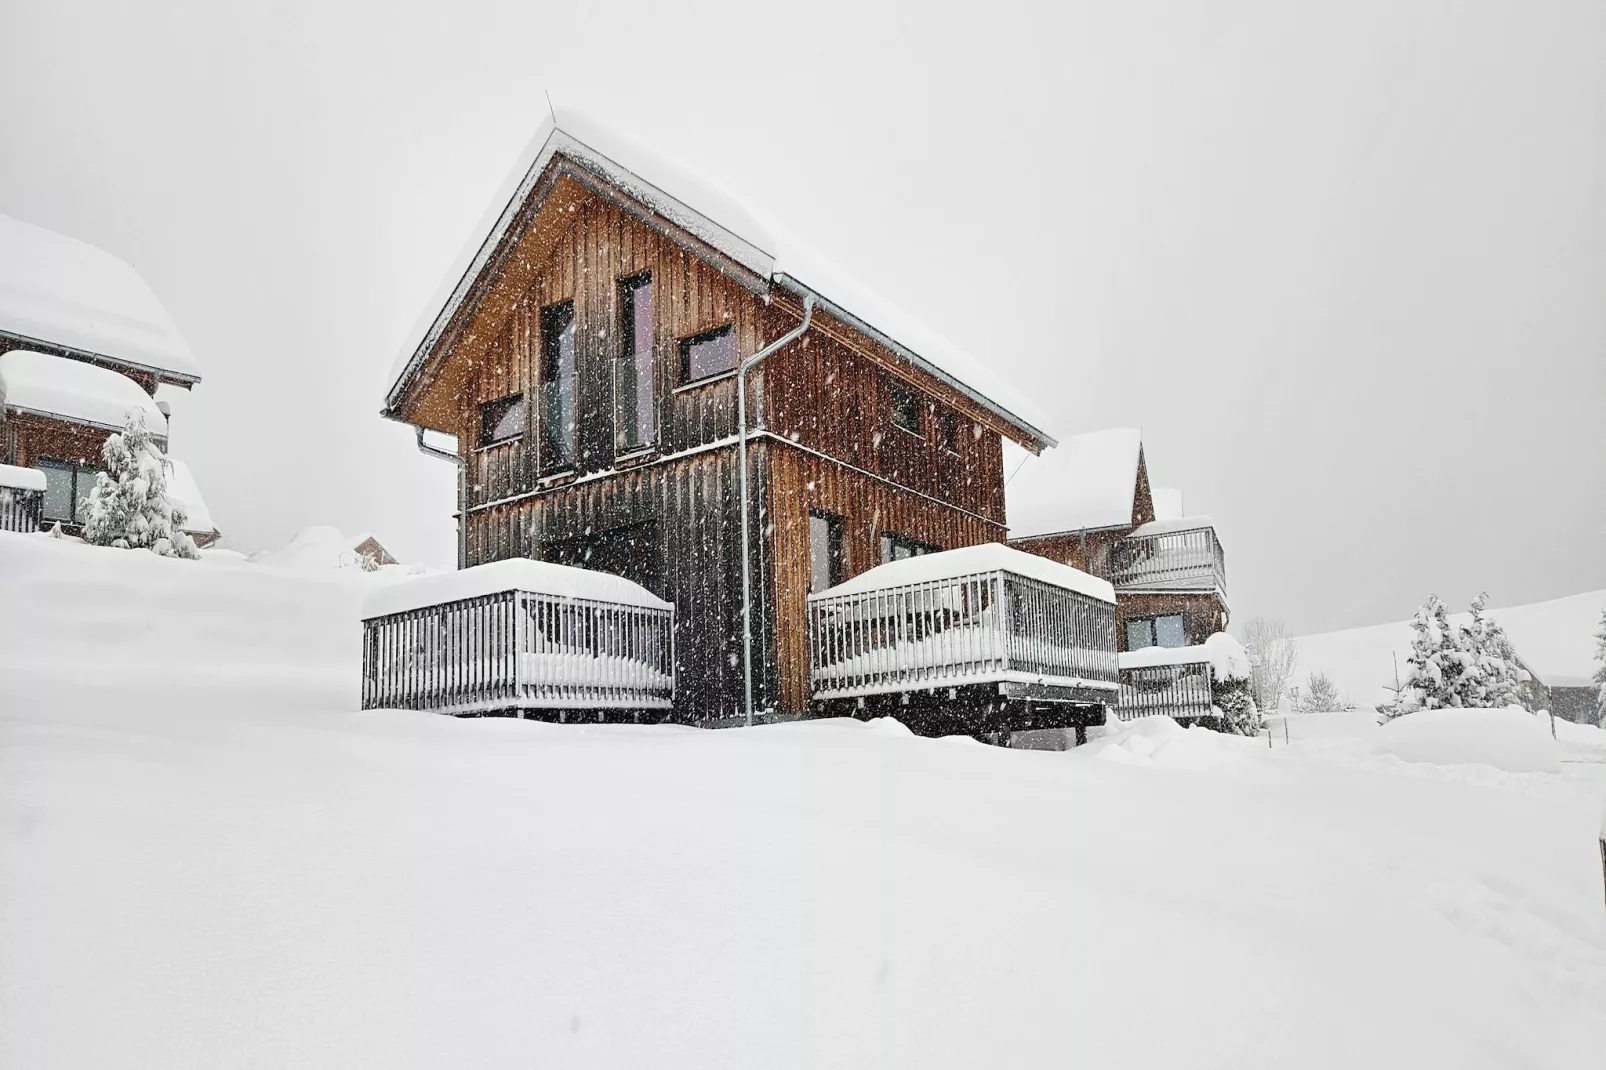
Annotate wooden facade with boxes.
[388,155,1036,723]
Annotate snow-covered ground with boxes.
[3,532,1605,1068]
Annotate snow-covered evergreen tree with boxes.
[1380,594,1462,719]
[1457,593,1524,709]
[1594,608,1606,728]
[81,410,198,560]
[1205,632,1260,735]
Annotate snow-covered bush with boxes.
[1299,670,1353,712]
[1240,617,1298,711]
[1594,608,1606,728]
[1380,593,1534,720]
[1205,632,1259,735]
[80,410,198,560]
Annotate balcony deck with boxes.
[1111,645,1216,722]
[808,543,1119,706]
[1110,518,1226,598]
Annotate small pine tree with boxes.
[1457,593,1524,709]
[1301,670,1351,712]
[81,410,198,560]
[1594,608,1606,728]
[1380,594,1462,719]
[1205,632,1260,735]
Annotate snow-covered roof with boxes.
[165,458,216,535]
[0,349,167,435]
[387,106,1055,448]
[1152,487,1184,522]
[363,557,672,620]
[0,462,47,492]
[0,214,200,383]
[811,541,1116,604]
[1006,427,1143,537]
[1128,515,1215,539]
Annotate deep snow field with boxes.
[2,531,1605,1068]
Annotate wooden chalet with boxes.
[0,214,218,544]
[382,108,1070,727]
[1005,428,1233,722]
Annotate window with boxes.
[478,394,524,447]
[616,273,656,452]
[1126,613,1186,650]
[37,458,102,524]
[880,533,938,565]
[939,410,961,454]
[889,381,921,436]
[809,512,846,593]
[679,324,737,383]
[540,301,577,471]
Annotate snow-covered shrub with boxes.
[1594,608,1606,728]
[1240,617,1298,711]
[1299,670,1353,712]
[1205,632,1259,735]
[81,410,198,560]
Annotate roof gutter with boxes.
[0,328,201,388]
[770,273,1057,451]
[737,293,815,728]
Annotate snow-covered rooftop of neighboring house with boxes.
[0,214,200,382]
[0,349,167,435]
[1294,589,1606,704]
[363,556,672,620]
[0,462,47,492]
[389,106,1055,447]
[1151,486,1184,521]
[812,541,1116,604]
[1006,427,1143,538]
[1128,515,1215,539]
[164,458,216,536]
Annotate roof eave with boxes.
[0,328,200,388]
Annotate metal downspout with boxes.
[737,294,816,727]
[416,426,469,571]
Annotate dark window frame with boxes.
[478,393,525,448]
[616,272,657,455]
[1125,613,1187,651]
[889,381,922,437]
[808,510,848,593]
[36,456,103,524]
[879,532,939,565]
[678,323,738,386]
[539,299,578,474]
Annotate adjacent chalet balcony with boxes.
[808,544,1119,705]
[361,559,674,717]
[1110,517,1226,597]
[1111,646,1216,722]
[0,464,45,534]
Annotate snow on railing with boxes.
[1112,646,1215,722]
[1110,523,1226,596]
[808,564,1118,702]
[0,464,45,534]
[362,575,674,716]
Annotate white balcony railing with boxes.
[1110,520,1226,596]
[1111,646,1215,721]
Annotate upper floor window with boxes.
[37,457,102,524]
[680,324,736,384]
[540,300,577,472]
[889,381,921,436]
[809,511,847,593]
[938,410,961,454]
[880,532,938,564]
[1126,613,1186,650]
[479,393,524,447]
[616,273,656,452]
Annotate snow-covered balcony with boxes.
[1110,517,1226,598]
[361,559,674,717]
[0,462,45,533]
[807,543,1119,705]
[1112,645,1217,722]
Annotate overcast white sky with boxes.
[2,0,1601,635]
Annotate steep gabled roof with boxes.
[385,107,1055,449]
[1006,427,1146,537]
[0,213,200,384]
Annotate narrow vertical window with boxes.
[809,511,846,593]
[939,410,961,454]
[889,381,921,435]
[617,273,655,452]
[540,301,576,471]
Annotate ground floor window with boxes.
[1126,613,1187,650]
[879,533,939,565]
[809,511,847,593]
[37,458,102,524]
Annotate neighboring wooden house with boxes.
[1007,427,1229,653]
[0,214,218,545]
[383,108,1058,724]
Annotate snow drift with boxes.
[1375,707,1562,773]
